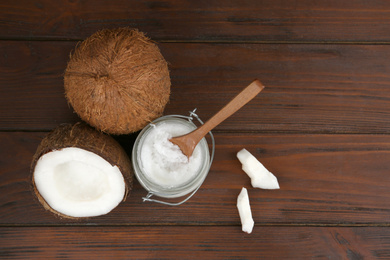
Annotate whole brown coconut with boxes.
[31,122,133,218]
[64,28,171,134]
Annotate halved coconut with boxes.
[30,122,133,218]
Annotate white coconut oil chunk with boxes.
[237,187,254,234]
[237,148,280,189]
[33,147,125,217]
[140,121,203,188]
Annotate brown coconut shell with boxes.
[64,27,171,135]
[30,122,133,219]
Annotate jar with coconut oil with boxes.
[132,111,214,205]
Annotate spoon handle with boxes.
[194,79,265,141]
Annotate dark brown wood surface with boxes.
[2,0,390,42]
[1,226,389,259]
[1,0,390,259]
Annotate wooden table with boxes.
[1,1,390,259]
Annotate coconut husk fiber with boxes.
[30,122,133,218]
[64,27,171,135]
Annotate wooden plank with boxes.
[1,41,390,133]
[0,226,389,259]
[1,132,389,225]
[0,41,78,129]
[1,0,390,42]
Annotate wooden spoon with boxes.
[170,79,265,158]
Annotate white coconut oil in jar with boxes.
[132,113,213,204]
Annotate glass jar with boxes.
[131,110,215,206]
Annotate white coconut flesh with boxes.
[33,147,125,218]
[237,149,280,190]
[237,187,254,234]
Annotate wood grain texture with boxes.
[1,226,389,259]
[1,1,390,258]
[1,41,390,133]
[1,0,390,42]
[1,132,389,225]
